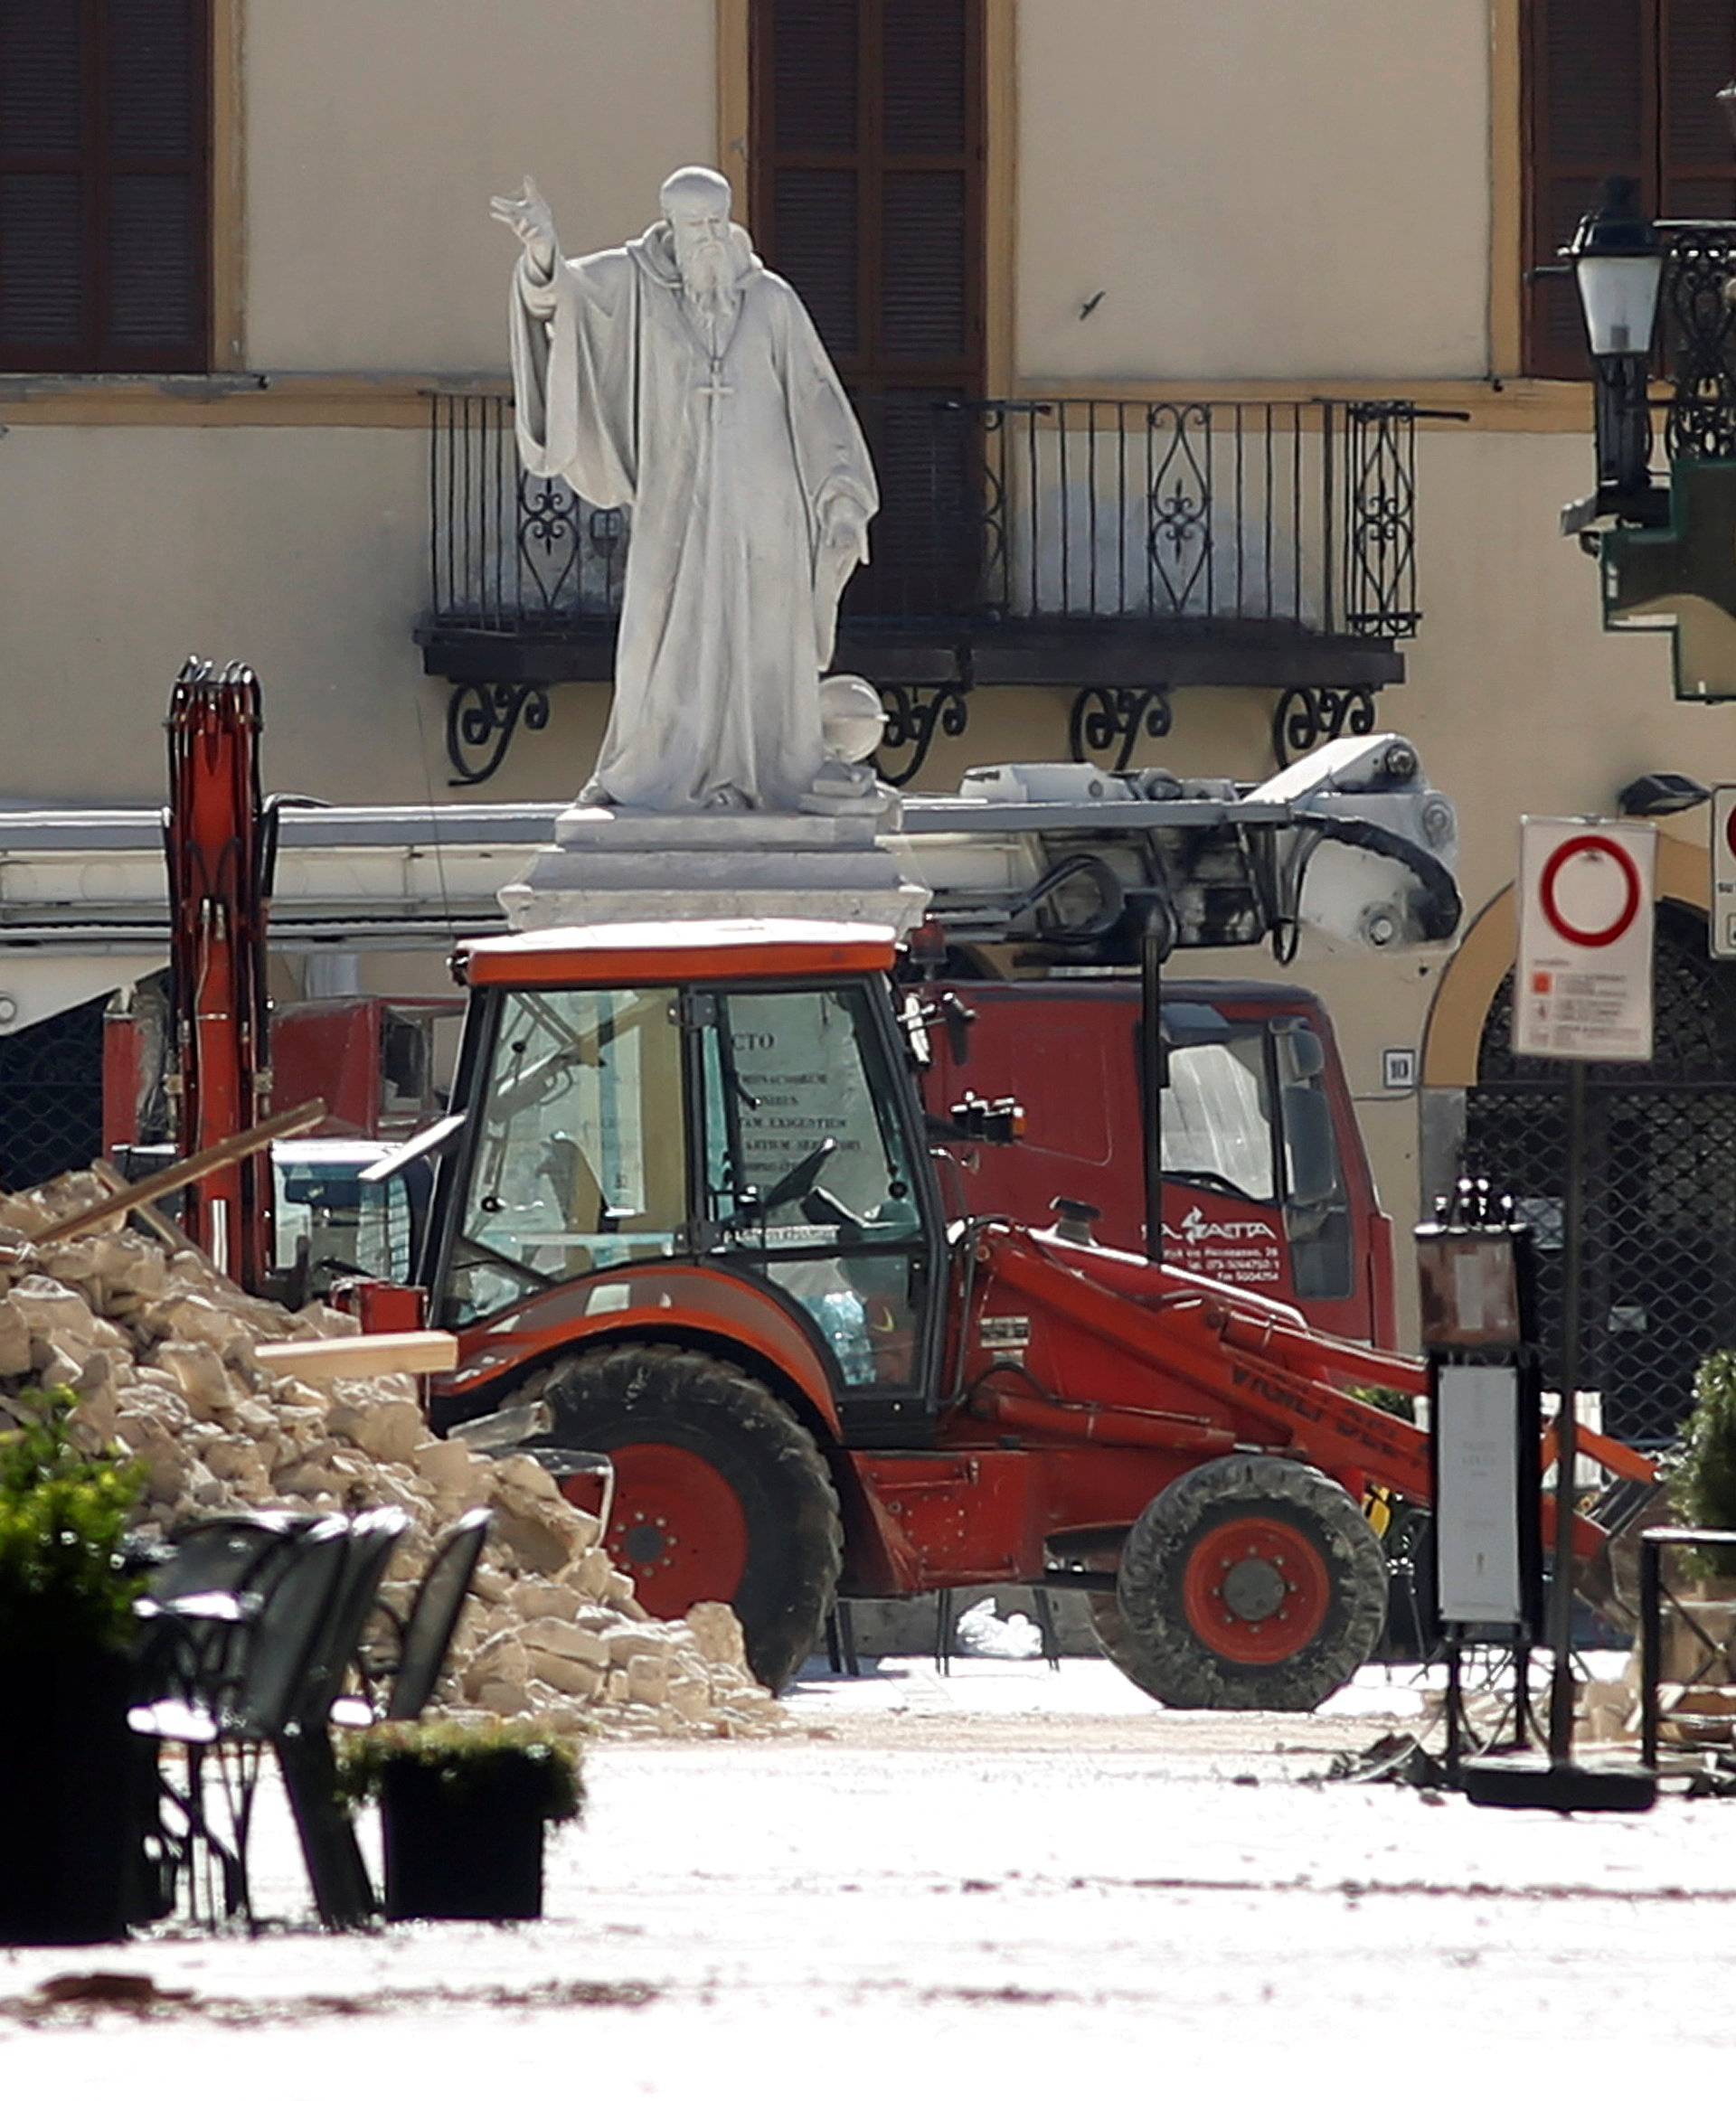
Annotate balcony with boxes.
[417,389,1426,787]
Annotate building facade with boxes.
[2,1,1734,1424]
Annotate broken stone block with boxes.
[513,1578,585,1621]
[684,1601,750,1672]
[327,1391,425,1466]
[152,1341,240,1422]
[466,1628,530,1687]
[625,1653,670,1707]
[528,1652,604,1701]
[521,1619,609,1672]
[666,1677,713,1726]
[0,1298,33,1377]
[13,1274,98,1348]
[30,1341,88,1390]
[476,1679,531,1718]
[412,1437,485,1498]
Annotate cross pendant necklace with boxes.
[696,352,732,425]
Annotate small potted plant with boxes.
[335,1717,584,1921]
[0,1385,148,1945]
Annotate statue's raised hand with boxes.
[490,174,557,276]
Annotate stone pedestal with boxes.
[500,803,929,937]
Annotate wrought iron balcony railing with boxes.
[420,389,1423,784]
[1660,222,1736,465]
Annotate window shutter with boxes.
[100,0,207,364]
[1523,2,1736,375]
[0,0,87,355]
[754,2,862,360]
[0,0,208,372]
[1659,0,1736,220]
[751,0,985,618]
[1524,0,1653,377]
[751,0,982,384]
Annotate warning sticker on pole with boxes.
[1515,817,1655,1062]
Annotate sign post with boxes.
[1480,816,1657,1808]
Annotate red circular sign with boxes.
[1539,837,1642,948]
[1724,802,1736,860]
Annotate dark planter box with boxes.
[0,1645,140,1945]
[380,1756,549,1921]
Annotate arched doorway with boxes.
[1462,900,1736,1445]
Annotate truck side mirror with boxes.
[1282,1084,1338,1209]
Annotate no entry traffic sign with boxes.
[1515,817,1655,1062]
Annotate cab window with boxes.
[446,986,687,1324]
[1163,1035,1276,1202]
[698,983,928,1389]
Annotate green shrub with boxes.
[1350,1383,1418,1425]
[334,1717,585,1825]
[0,1386,146,1654]
[1670,1349,1736,1579]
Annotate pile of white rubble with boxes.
[0,1171,786,1741]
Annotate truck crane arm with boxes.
[895,732,1461,961]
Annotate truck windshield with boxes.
[445,985,688,1324]
[275,1165,413,1285]
[1162,1034,1276,1202]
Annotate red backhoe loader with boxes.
[415,917,1653,1707]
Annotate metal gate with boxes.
[0,995,106,1193]
[1463,902,1736,1446]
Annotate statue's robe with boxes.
[509,221,877,811]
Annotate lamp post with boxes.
[1564,176,1665,513]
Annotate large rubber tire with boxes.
[1084,1592,1169,1700]
[1113,1456,1388,1711]
[532,1344,843,1694]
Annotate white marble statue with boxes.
[491,166,879,813]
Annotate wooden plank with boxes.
[252,1330,458,1379]
[87,1159,204,1258]
[36,1097,327,1242]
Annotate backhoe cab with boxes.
[420,917,1478,1709]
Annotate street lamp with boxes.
[1564,175,1664,511]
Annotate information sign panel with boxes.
[1514,817,1655,1062]
[1712,787,1736,961]
[1434,1363,1525,1625]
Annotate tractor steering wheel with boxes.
[724,1136,838,1230]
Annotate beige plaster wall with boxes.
[243,0,715,372]
[1015,0,1492,382]
[0,426,608,807]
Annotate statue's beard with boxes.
[677,236,738,325]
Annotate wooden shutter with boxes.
[0,0,209,372]
[750,1,985,617]
[1658,0,1736,219]
[1523,2,1736,376]
[1523,0,1653,378]
[750,0,983,389]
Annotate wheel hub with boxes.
[600,1441,750,1619]
[1218,1555,1288,1624]
[1182,1514,1331,1665]
[620,1517,678,1570]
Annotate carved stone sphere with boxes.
[818,674,885,765]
